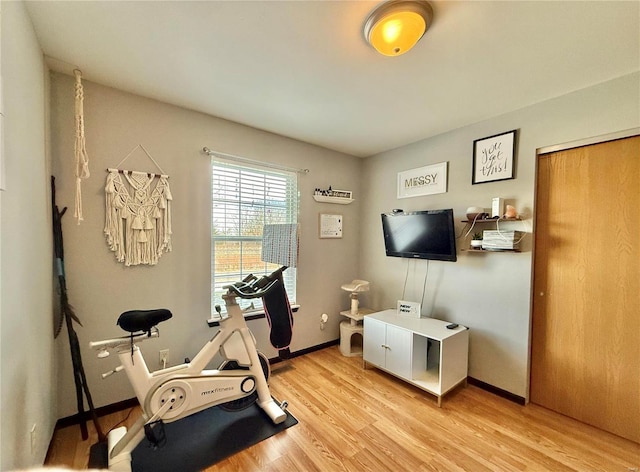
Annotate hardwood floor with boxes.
[46,346,640,471]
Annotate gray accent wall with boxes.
[49,73,364,418]
[360,72,640,399]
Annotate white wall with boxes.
[0,1,55,469]
[360,72,640,399]
[49,73,363,418]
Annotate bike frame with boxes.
[91,289,286,471]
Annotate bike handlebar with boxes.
[223,266,287,299]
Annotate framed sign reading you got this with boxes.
[472,130,517,184]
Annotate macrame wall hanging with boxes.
[74,69,90,224]
[104,144,173,266]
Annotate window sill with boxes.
[207,304,300,327]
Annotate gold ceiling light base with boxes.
[364,0,434,57]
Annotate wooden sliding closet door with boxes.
[531,135,640,443]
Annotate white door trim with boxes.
[536,127,640,155]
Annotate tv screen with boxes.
[381,209,457,262]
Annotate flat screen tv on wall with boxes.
[381,209,457,262]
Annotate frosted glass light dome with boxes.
[364,0,434,57]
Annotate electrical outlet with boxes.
[159,349,169,367]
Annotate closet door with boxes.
[531,135,639,443]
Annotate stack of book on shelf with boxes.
[482,230,523,251]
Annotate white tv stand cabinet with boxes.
[363,309,469,407]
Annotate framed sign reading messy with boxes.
[397,162,448,199]
[472,129,517,184]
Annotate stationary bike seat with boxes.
[117,309,172,333]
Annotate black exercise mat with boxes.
[90,402,297,471]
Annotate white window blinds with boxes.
[211,159,298,314]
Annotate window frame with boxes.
[211,158,298,316]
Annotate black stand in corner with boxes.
[51,176,105,443]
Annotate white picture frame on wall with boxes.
[319,213,343,239]
[397,162,448,199]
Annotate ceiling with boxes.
[25,1,639,158]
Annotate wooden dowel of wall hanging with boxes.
[106,168,168,178]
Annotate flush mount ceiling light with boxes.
[363,0,434,57]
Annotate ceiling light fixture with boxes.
[363,0,434,57]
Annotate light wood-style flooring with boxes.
[46,345,640,471]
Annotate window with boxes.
[211,159,298,314]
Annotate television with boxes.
[381,209,457,262]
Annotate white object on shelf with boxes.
[397,300,421,318]
[482,230,524,250]
[363,309,469,407]
[491,197,504,218]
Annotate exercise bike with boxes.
[90,267,290,472]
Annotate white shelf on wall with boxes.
[313,195,353,205]
[461,217,521,223]
[462,248,521,253]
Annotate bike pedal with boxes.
[144,419,167,449]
